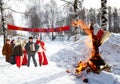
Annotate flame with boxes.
[72,19,100,74]
[75,61,87,74]
[71,19,93,36]
[84,37,92,49]
[74,19,96,58]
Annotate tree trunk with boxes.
[101,0,107,30]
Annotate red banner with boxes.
[7,24,70,32]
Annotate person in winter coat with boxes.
[25,36,39,67]
[2,39,12,63]
[13,38,23,67]
[21,39,28,65]
[36,35,48,66]
[10,39,16,64]
[11,39,16,51]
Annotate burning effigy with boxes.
[67,20,111,83]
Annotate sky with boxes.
[83,0,120,9]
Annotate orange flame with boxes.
[72,19,98,74]
[75,61,87,74]
[71,19,92,35]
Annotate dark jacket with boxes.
[11,44,15,55]
[25,41,39,56]
[14,44,23,56]
[10,44,16,64]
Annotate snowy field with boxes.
[0,33,120,84]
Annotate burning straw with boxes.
[69,20,110,83]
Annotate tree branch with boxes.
[3,7,25,14]
[3,0,11,7]
[61,0,73,6]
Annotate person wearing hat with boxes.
[2,39,12,63]
[25,36,39,67]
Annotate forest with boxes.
[0,0,120,38]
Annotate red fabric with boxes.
[7,24,70,32]
[38,52,48,65]
[36,40,48,65]
[36,40,46,50]
[96,28,104,40]
[38,52,42,65]
[15,56,21,68]
[22,50,28,65]
[42,51,48,65]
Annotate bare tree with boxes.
[61,0,84,41]
[1,0,26,44]
[96,9,101,26]
[44,0,58,40]
[101,0,107,30]
[25,6,41,36]
[6,12,16,36]
[113,8,119,33]
[108,6,113,32]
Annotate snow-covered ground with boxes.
[0,33,120,84]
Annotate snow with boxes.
[0,33,120,84]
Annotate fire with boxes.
[75,61,87,74]
[71,19,106,74]
[84,37,92,49]
[71,19,92,35]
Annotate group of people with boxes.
[2,35,48,68]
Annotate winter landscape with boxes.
[1,0,120,84]
[0,33,120,84]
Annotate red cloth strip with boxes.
[7,24,70,32]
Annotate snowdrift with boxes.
[51,33,120,84]
[100,33,120,65]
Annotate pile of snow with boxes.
[51,33,120,68]
[100,33,120,65]
[51,36,89,69]
[51,33,120,84]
